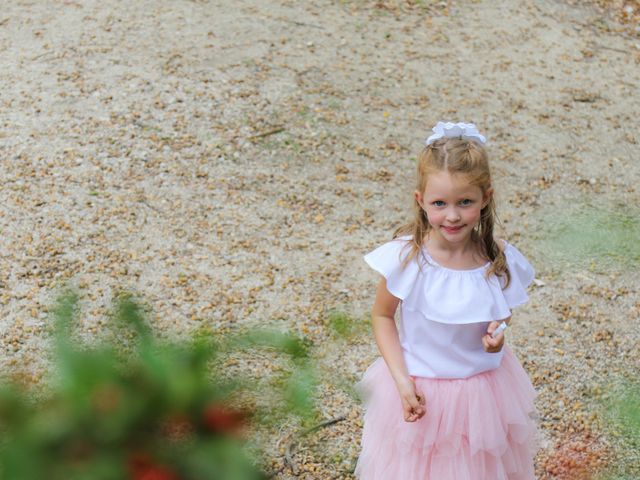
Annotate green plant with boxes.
[327,309,368,341]
[536,204,640,270]
[599,381,640,479]
[0,291,317,479]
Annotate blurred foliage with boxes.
[611,383,640,446]
[327,309,369,341]
[0,291,318,480]
[599,381,640,479]
[536,205,640,270]
[328,310,353,339]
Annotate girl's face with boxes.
[415,170,492,246]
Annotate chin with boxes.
[440,229,472,242]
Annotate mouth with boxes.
[441,225,465,234]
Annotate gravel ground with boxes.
[1,0,639,478]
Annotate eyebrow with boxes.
[427,194,477,199]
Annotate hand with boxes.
[482,320,506,353]
[395,376,426,422]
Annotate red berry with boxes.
[202,403,250,436]
[128,453,179,480]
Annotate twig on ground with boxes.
[283,19,325,30]
[594,44,629,54]
[248,127,285,140]
[30,51,59,62]
[283,415,347,476]
[138,200,163,214]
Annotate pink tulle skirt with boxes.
[354,347,537,480]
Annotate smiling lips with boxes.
[441,225,464,234]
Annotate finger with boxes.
[406,399,424,419]
[405,391,420,410]
[494,331,504,340]
[482,335,501,353]
[486,321,500,335]
[405,400,420,416]
[495,337,505,351]
[409,408,421,421]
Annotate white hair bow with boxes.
[425,122,486,146]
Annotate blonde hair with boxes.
[393,137,511,287]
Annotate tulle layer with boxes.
[354,347,537,480]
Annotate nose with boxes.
[446,207,461,223]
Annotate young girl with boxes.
[355,122,537,479]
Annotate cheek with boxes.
[464,207,483,223]
[424,208,445,225]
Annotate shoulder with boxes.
[365,235,414,259]
[364,235,416,270]
[363,235,422,300]
[497,240,535,290]
[497,239,529,260]
[494,238,527,260]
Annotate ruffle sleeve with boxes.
[363,237,535,324]
[502,243,535,309]
[363,236,420,300]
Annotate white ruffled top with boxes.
[364,235,535,379]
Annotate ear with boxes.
[482,187,494,209]
[414,190,425,209]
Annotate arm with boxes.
[371,278,426,422]
[482,239,512,353]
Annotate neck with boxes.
[425,232,476,254]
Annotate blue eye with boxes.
[459,199,473,206]
[432,201,445,207]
